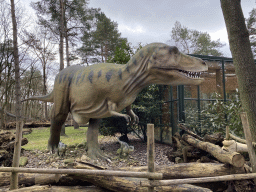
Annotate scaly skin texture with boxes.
[24,43,208,160]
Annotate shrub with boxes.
[184,91,243,137]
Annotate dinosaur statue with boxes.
[116,137,134,158]
[23,43,207,160]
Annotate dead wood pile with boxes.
[165,124,254,191]
[0,124,255,191]
[167,124,245,168]
[0,158,253,191]
[5,121,51,129]
[0,131,28,166]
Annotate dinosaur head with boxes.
[148,43,208,86]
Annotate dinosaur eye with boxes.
[169,46,179,54]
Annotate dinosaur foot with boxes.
[87,147,112,163]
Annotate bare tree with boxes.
[23,27,56,119]
[10,0,23,189]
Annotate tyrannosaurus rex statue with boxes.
[23,43,207,160]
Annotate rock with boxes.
[64,158,74,165]
[175,157,183,164]
[51,162,59,168]
[19,157,28,167]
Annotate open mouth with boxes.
[178,69,202,79]
[154,67,205,79]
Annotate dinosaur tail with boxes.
[22,91,54,103]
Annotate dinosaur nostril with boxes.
[202,61,206,65]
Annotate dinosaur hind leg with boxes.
[87,118,110,161]
[48,105,69,151]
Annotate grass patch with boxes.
[23,126,88,151]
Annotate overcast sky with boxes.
[23,0,256,57]
[88,0,256,57]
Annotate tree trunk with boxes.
[42,57,48,119]
[59,0,65,135]
[0,107,4,129]
[64,0,70,68]
[10,0,23,189]
[43,74,47,120]
[59,0,64,71]
[221,0,256,142]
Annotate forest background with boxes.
[1,0,256,130]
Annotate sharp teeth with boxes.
[180,70,202,78]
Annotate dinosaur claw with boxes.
[123,115,131,125]
[134,115,139,124]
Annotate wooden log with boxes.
[0,170,212,192]
[72,162,214,191]
[70,174,212,192]
[179,124,203,141]
[222,140,248,153]
[140,172,256,187]
[7,184,212,192]
[4,185,107,192]
[0,131,15,145]
[166,147,198,163]
[0,163,248,187]
[6,121,51,129]
[203,132,224,145]
[0,172,90,187]
[228,132,256,147]
[182,134,245,167]
[0,167,162,180]
[6,138,28,150]
[172,135,185,150]
[117,163,248,179]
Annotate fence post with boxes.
[147,124,155,192]
[240,112,256,174]
[225,126,230,140]
[10,120,24,189]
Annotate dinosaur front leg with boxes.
[87,118,110,161]
[126,105,139,124]
[108,101,132,124]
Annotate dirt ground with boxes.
[22,133,173,169]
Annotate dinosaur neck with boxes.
[121,47,155,97]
